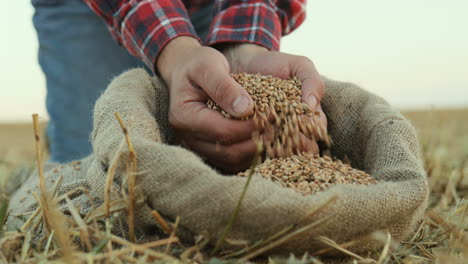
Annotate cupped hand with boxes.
[219,43,328,154]
[157,37,258,173]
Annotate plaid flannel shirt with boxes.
[83,0,306,71]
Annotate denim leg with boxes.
[32,0,147,163]
[33,0,214,163]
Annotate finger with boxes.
[171,101,256,144]
[292,57,325,111]
[316,105,329,145]
[299,133,320,155]
[206,157,254,174]
[316,105,328,130]
[298,114,324,142]
[181,136,257,173]
[189,50,254,118]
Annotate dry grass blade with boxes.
[65,197,92,251]
[0,251,8,264]
[211,143,262,256]
[259,225,295,250]
[408,254,432,262]
[114,113,137,167]
[90,237,109,255]
[310,258,325,264]
[219,239,264,259]
[150,209,172,235]
[43,193,75,262]
[104,217,114,255]
[32,114,75,262]
[32,114,52,235]
[417,244,434,260]
[316,236,369,262]
[165,216,180,254]
[92,236,179,260]
[310,239,359,256]
[19,207,40,232]
[219,169,340,260]
[140,237,180,248]
[20,231,31,261]
[115,112,138,242]
[0,197,8,234]
[377,232,392,264]
[32,114,46,201]
[84,199,127,224]
[29,207,44,236]
[104,141,124,218]
[43,230,55,257]
[427,210,467,244]
[180,245,198,263]
[243,194,339,256]
[298,195,339,225]
[106,234,181,262]
[409,218,426,243]
[239,213,335,261]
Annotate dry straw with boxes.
[0,85,466,264]
[114,112,138,242]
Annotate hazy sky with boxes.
[1,0,467,122]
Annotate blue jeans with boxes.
[32,0,213,163]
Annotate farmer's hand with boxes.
[219,43,328,154]
[157,37,257,173]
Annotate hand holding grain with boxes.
[219,43,328,154]
[157,37,258,173]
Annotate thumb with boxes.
[293,57,324,111]
[191,54,254,118]
[301,76,324,111]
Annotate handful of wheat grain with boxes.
[207,73,329,158]
[207,73,376,194]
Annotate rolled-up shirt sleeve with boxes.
[206,0,307,51]
[83,0,201,71]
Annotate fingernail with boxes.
[307,95,318,110]
[232,95,250,116]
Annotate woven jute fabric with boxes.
[6,69,429,257]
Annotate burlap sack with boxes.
[7,69,428,257]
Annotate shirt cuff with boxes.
[205,3,282,51]
[119,1,201,72]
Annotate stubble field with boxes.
[0,108,466,263]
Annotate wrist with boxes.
[157,36,201,84]
[216,43,268,72]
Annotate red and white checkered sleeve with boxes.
[83,0,201,71]
[206,0,307,51]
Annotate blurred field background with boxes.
[1,109,466,165]
[2,0,467,122]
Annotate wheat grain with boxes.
[207,73,376,194]
[238,152,376,195]
[207,73,330,158]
